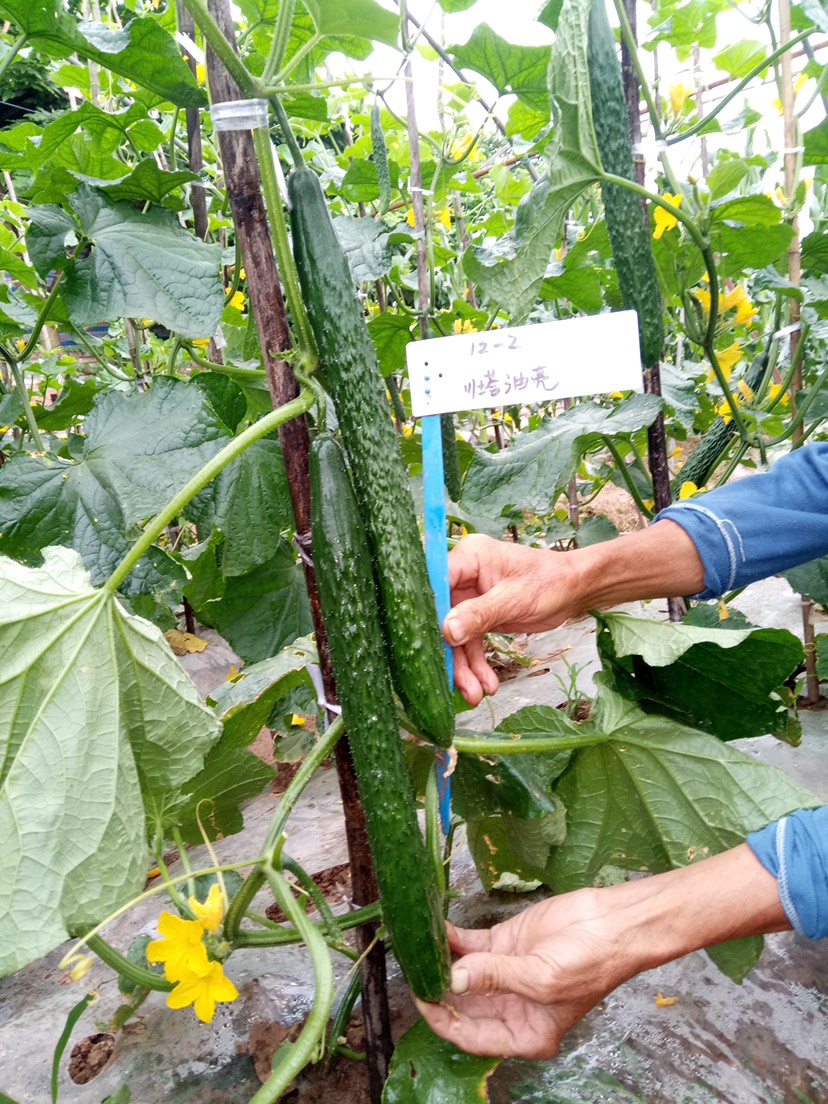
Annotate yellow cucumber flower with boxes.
[147,911,209,981]
[188,883,225,934]
[669,83,693,114]
[228,290,246,312]
[716,340,743,377]
[436,207,452,230]
[166,959,239,1024]
[653,193,682,240]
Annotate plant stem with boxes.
[233,902,383,947]
[251,120,318,369]
[248,868,335,1104]
[667,29,813,145]
[602,436,654,518]
[270,31,322,85]
[262,0,295,83]
[86,934,173,992]
[453,731,608,756]
[182,343,267,378]
[268,93,303,170]
[104,389,313,592]
[262,716,345,854]
[0,33,28,85]
[17,273,65,364]
[8,359,45,450]
[180,0,262,97]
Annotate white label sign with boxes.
[406,310,642,417]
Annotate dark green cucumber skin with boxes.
[587,0,663,368]
[670,352,769,496]
[310,433,450,1001]
[289,167,454,747]
[441,412,463,503]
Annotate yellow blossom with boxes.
[228,290,246,312]
[722,283,756,326]
[406,208,416,228]
[436,207,451,230]
[554,247,562,261]
[716,340,743,376]
[196,62,206,84]
[795,71,810,94]
[772,96,783,113]
[239,268,246,281]
[450,134,481,162]
[737,378,754,402]
[166,959,239,1024]
[669,83,693,114]
[192,337,210,349]
[188,883,225,935]
[653,193,682,240]
[147,911,210,981]
[679,481,699,500]
[402,423,414,437]
[291,713,306,726]
[453,319,477,335]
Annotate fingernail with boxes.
[443,616,464,645]
[451,966,470,995]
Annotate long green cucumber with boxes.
[587,0,663,368]
[309,432,450,1001]
[289,166,454,747]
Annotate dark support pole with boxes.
[202,3,393,1095]
[620,0,684,621]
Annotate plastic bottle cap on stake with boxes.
[210,99,269,131]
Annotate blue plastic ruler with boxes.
[409,311,642,834]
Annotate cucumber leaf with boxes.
[460,395,662,518]
[595,611,803,743]
[548,678,820,895]
[0,547,221,976]
[382,1018,500,1104]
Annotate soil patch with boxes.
[68,1032,116,1084]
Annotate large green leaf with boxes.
[463,0,602,321]
[548,679,819,897]
[208,636,318,746]
[382,1019,500,1104]
[187,437,294,578]
[57,185,223,337]
[595,611,803,744]
[96,162,200,205]
[449,25,551,113]
[0,1,206,107]
[303,0,399,45]
[368,310,414,376]
[783,554,828,607]
[203,542,313,663]
[460,395,661,518]
[467,809,567,890]
[334,215,393,282]
[804,118,828,165]
[0,379,228,583]
[0,547,222,975]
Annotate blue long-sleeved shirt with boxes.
[656,443,828,938]
[657,442,828,597]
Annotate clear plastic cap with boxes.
[210,99,269,131]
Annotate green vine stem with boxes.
[179,0,262,97]
[250,118,318,368]
[269,31,322,86]
[602,436,654,518]
[224,717,344,939]
[233,902,382,948]
[326,966,363,1061]
[267,93,304,170]
[281,854,347,950]
[262,0,296,84]
[0,32,28,86]
[86,934,173,993]
[667,29,813,146]
[182,340,267,379]
[248,867,335,1104]
[103,389,313,593]
[453,731,609,756]
[16,273,65,365]
[7,358,45,451]
[262,715,345,854]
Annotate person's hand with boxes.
[414,888,631,1060]
[414,845,789,1060]
[442,534,581,706]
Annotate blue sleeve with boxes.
[656,442,828,598]
[747,807,828,940]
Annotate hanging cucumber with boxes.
[289,166,454,747]
[440,413,463,503]
[309,432,450,1001]
[587,0,663,368]
[371,102,392,216]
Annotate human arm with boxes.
[443,520,704,705]
[415,843,790,1059]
